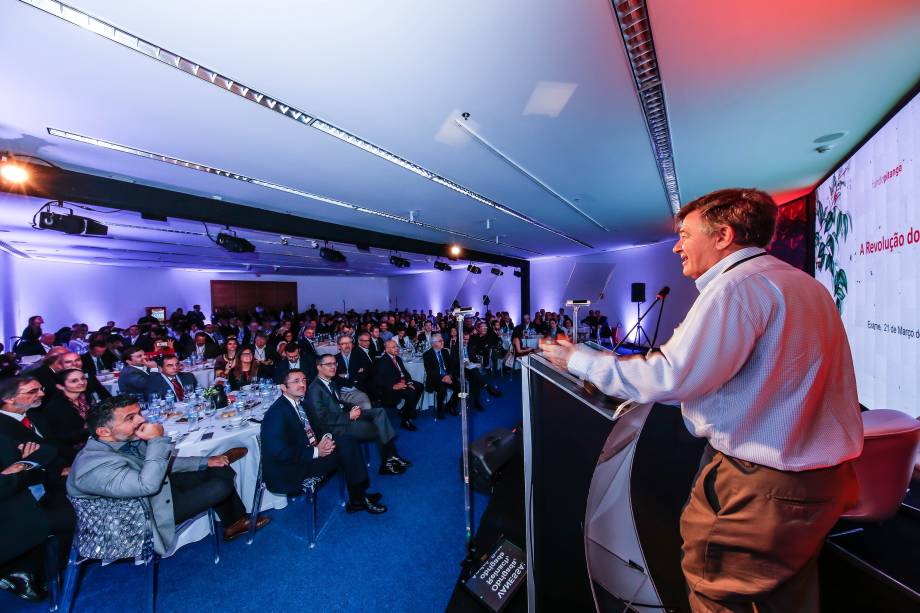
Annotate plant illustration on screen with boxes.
[815,163,851,313]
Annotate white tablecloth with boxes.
[99,366,216,396]
[162,401,286,556]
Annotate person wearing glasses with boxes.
[310,355,409,477]
[261,369,386,514]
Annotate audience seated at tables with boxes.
[374,340,422,431]
[67,395,267,553]
[118,346,154,396]
[34,350,110,407]
[309,354,408,476]
[333,335,373,410]
[395,328,412,350]
[228,347,260,391]
[423,334,459,418]
[260,369,386,514]
[39,369,93,455]
[146,354,197,401]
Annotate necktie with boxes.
[169,377,184,400]
[344,354,349,371]
[392,355,405,381]
[95,356,103,371]
[436,350,446,375]
[21,416,34,431]
[326,381,342,403]
[294,403,318,446]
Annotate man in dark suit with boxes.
[145,355,197,401]
[118,346,153,397]
[449,332,493,411]
[182,332,220,361]
[274,344,315,385]
[373,340,422,431]
[369,326,385,358]
[355,333,378,368]
[0,377,76,562]
[260,368,385,514]
[0,435,75,603]
[81,338,114,376]
[186,305,206,327]
[334,335,373,409]
[309,355,408,476]
[298,325,319,366]
[423,334,459,418]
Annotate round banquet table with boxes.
[161,399,286,556]
[99,365,216,396]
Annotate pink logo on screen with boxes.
[872,162,904,188]
[815,164,851,314]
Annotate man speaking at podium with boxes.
[545,188,863,612]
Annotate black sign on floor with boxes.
[463,539,527,612]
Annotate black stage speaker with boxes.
[631,282,646,303]
[466,427,520,494]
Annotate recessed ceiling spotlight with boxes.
[814,132,847,144]
[449,245,462,258]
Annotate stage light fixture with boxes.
[0,158,28,183]
[449,245,463,259]
[389,255,411,268]
[216,231,255,253]
[319,246,346,263]
[33,201,107,236]
[467,264,482,274]
[434,261,452,272]
[513,270,522,278]
[490,267,503,276]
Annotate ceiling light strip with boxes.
[46,128,542,255]
[453,118,608,231]
[21,0,584,249]
[611,0,682,215]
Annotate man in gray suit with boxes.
[118,346,152,397]
[308,355,409,477]
[66,395,267,554]
[145,355,197,401]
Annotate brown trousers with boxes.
[680,447,858,612]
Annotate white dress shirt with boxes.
[568,247,863,471]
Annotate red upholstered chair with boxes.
[841,409,920,522]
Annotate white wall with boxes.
[529,240,698,345]
[387,268,522,320]
[3,257,391,332]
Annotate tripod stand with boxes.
[632,301,653,347]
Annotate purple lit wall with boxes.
[388,269,522,320]
[4,257,391,332]
[529,240,697,345]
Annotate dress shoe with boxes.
[487,385,503,397]
[379,459,406,475]
[400,418,418,431]
[346,497,387,514]
[220,447,248,464]
[223,515,270,541]
[389,455,412,468]
[366,491,383,504]
[0,572,47,602]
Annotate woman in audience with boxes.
[214,337,240,378]
[42,368,92,453]
[228,347,260,390]
[511,322,538,360]
[276,329,295,357]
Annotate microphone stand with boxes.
[454,308,474,548]
[612,297,661,354]
[650,293,668,348]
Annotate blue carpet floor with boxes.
[5,371,523,613]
